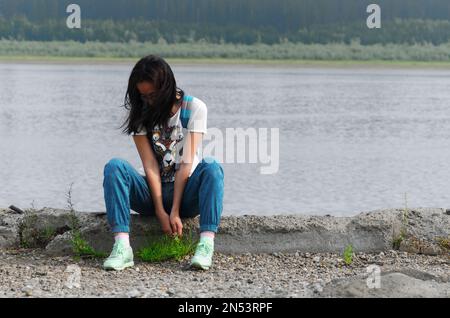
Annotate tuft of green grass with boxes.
[18,214,59,248]
[65,182,103,259]
[436,237,450,251]
[42,227,56,241]
[402,193,409,229]
[392,236,403,250]
[343,244,354,266]
[137,234,197,263]
[392,193,410,250]
[71,231,107,259]
[392,229,407,250]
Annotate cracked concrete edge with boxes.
[0,207,448,256]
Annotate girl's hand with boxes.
[156,211,173,235]
[170,213,183,237]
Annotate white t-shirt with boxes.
[133,95,207,182]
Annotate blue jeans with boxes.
[103,157,224,234]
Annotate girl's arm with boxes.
[133,135,172,234]
[170,132,203,235]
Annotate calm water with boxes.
[1,62,450,216]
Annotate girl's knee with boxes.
[104,157,129,175]
[202,157,224,179]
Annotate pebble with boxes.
[0,249,447,298]
[126,289,141,298]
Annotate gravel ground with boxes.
[0,248,448,298]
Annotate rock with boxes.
[214,208,449,255]
[399,237,442,256]
[319,271,450,298]
[0,207,448,256]
[45,232,74,256]
[126,289,141,298]
[311,283,324,294]
[0,226,18,249]
[21,278,41,297]
[0,209,23,249]
[8,205,25,214]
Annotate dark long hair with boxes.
[121,55,184,135]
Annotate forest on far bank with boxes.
[1,0,450,45]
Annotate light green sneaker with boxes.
[103,240,134,271]
[190,237,214,270]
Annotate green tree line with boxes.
[0,0,449,45]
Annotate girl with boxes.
[102,55,224,271]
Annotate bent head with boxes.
[121,55,184,135]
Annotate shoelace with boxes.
[109,243,125,259]
[195,242,212,257]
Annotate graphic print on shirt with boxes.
[151,124,184,182]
